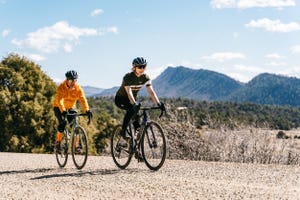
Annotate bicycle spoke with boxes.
[142,122,166,171]
[72,127,88,170]
[55,131,68,168]
[111,125,133,169]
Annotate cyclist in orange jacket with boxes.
[53,70,92,152]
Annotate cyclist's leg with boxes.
[115,96,134,138]
[54,107,66,152]
[122,108,136,137]
[65,109,78,148]
[133,116,140,131]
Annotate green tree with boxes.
[0,54,57,152]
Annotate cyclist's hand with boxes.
[86,110,93,118]
[157,102,166,112]
[132,102,141,113]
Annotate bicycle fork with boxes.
[131,127,144,162]
[73,126,83,149]
[145,124,158,148]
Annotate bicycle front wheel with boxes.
[111,124,133,169]
[71,126,88,170]
[141,121,166,171]
[55,131,68,168]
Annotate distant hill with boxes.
[85,66,300,106]
[97,86,118,96]
[82,86,104,97]
[151,66,243,100]
[227,73,300,106]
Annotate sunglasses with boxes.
[67,78,77,82]
[136,65,146,69]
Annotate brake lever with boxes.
[87,115,92,125]
[159,109,165,118]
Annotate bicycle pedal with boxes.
[75,147,83,154]
[135,152,144,162]
[137,156,144,162]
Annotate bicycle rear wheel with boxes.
[111,124,133,169]
[71,126,88,170]
[55,131,68,168]
[141,121,166,171]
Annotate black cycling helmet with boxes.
[132,57,147,66]
[65,70,78,80]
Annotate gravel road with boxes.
[0,152,299,199]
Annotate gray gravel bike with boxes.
[111,106,166,171]
[55,111,91,170]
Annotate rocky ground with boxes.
[0,152,299,199]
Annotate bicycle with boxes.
[111,105,167,171]
[55,110,91,170]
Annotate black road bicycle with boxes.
[55,111,91,170]
[111,106,167,171]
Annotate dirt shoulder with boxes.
[0,153,299,199]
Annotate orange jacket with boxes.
[53,80,89,113]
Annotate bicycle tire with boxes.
[55,131,68,168]
[111,124,133,169]
[141,121,166,171]
[71,126,88,170]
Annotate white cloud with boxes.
[108,27,118,34]
[265,53,284,59]
[2,29,10,37]
[201,52,246,62]
[180,60,192,67]
[228,72,251,82]
[211,0,296,9]
[63,43,73,53]
[11,21,118,53]
[227,64,266,82]
[101,26,118,35]
[233,64,264,73]
[91,9,103,17]
[226,65,262,82]
[51,77,63,84]
[211,0,235,9]
[279,66,300,78]
[27,54,46,62]
[246,18,300,32]
[147,65,170,79]
[266,61,287,66]
[291,45,300,54]
[14,52,46,62]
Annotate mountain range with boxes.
[83,66,300,106]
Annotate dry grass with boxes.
[201,128,300,165]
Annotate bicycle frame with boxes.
[65,113,87,145]
[55,112,90,169]
[66,114,80,138]
[127,107,161,158]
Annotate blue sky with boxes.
[1,0,300,88]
